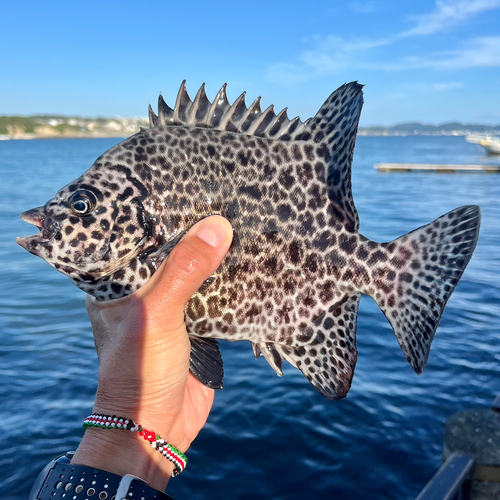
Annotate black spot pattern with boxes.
[18,81,481,401]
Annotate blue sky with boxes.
[1,0,499,126]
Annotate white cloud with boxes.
[402,0,500,36]
[267,62,310,85]
[300,36,391,73]
[266,1,500,83]
[437,36,500,68]
[377,37,500,70]
[267,36,391,82]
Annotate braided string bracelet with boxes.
[83,413,188,477]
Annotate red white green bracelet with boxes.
[83,413,188,477]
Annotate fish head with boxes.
[17,155,153,284]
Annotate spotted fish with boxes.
[17,82,481,400]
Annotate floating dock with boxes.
[374,163,500,173]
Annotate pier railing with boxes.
[415,452,474,500]
[415,394,500,500]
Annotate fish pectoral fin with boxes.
[197,274,216,294]
[189,336,224,390]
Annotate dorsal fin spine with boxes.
[191,83,210,125]
[267,107,289,137]
[173,80,192,124]
[247,104,275,136]
[207,84,230,128]
[148,104,158,128]
[219,91,247,130]
[149,82,309,140]
[158,94,174,126]
[240,97,262,133]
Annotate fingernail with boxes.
[194,218,230,248]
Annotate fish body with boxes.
[17,82,481,399]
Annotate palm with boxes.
[173,374,215,448]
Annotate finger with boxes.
[145,215,233,320]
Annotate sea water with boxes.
[0,136,499,500]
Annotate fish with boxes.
[17,81,481,400]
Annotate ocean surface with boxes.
[0,135,499,500]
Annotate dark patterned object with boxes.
[17,82,481,400]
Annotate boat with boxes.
[466,134,500,155]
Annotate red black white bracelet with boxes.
[83,413,188,477]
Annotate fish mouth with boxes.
[16,208,48,252]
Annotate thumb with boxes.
[145,215,233,324]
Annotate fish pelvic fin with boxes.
[365,205,481,374]
[189,336,224,390]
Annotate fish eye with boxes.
[69,190,97,216]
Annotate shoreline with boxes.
[1,131,497,140]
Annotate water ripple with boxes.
[1,136,499,499]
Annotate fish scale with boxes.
[17,81,481,400]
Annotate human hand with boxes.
[72,215,233,491]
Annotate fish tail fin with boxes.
[366,205,480,374]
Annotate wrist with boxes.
[72,426,175,492]
[92,329,191,431]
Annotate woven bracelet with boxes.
[83,413,188,477]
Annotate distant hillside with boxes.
[0,115,499,139]
[0,115,148,139]
[358,122,500,136]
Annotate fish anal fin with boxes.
[255,342,284,376]
[251,342,262,359]
[189,336,224,390]
[258,293,360,400]
[297,293,360,400]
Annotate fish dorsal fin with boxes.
[173,80,193,124]
[148,82,306,140]
[157,94,174,126]
[149,82,363,231]
[266,83,362,231]
[292,82,364,232]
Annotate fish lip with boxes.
[17,208,60,255]
[20,209,44,230]
[18,208,45,240]
[18,207,59,242]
